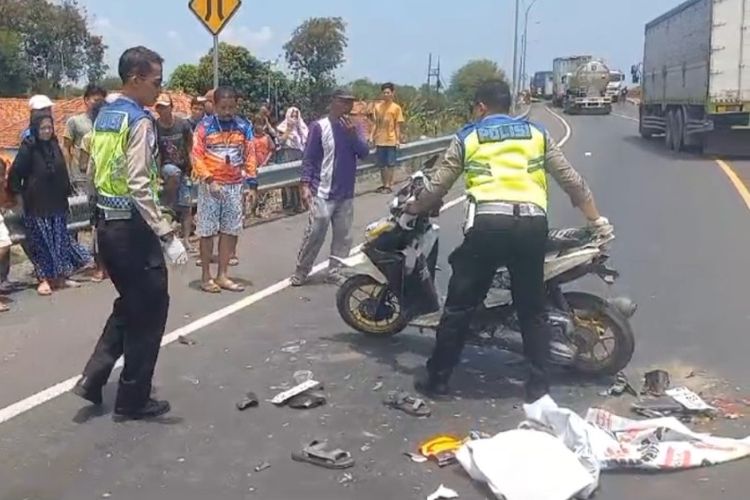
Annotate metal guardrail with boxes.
[4,105,530,243]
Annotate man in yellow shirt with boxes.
[370,83,405,193]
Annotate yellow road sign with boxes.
[189,0,242,36]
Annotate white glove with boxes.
[588,216,614,239]
[162,237,188,265]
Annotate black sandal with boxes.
[292,440,354,469]
[383,391,432,417]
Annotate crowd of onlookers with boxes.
[0,78,407,312]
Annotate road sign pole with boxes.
[213,34,219,89]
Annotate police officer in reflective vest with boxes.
[72,47,188,421]
[408,80,612,402]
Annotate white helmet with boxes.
[28,94,54,110]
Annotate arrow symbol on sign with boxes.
[205,0,226,22]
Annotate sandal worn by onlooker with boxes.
[200,280,221,294]
[37,281,52,296]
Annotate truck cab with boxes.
[606,70,626,102]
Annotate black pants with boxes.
[427,213,551,394]
[81,212,169,411]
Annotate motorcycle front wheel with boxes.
[336,274,409,336]
[565,292,635,376]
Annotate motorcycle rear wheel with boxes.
[565,292,635,376]
[336,274,409,336]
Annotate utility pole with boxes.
[213,35,219,89]
[427,53,441,93]
[511,0,520,112]
[521,0,540,95]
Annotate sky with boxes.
[78,0,685,87]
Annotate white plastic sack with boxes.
[523,395,609,498]
[455,428,595,500]
[586,407,750,470]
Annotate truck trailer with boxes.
[552,56,592,107]
[639,0,750,154]
[563,59,613,115]
[532,71,554,99]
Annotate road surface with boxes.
[1,103,749,500]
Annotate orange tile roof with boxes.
[0,92,194,150]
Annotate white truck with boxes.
[552,56,592,107]
[563,59,613,115]
[605,70,627,102]
[639,0,750,154]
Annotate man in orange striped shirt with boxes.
[192,86,257,293]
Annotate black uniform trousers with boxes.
[427,212,551,397]
[81,211,169,411]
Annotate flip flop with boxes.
[37,282,52,296]
[216,279,245,293]
[200,280,222,294]
[383,391,432,417]
[292,440,354,470]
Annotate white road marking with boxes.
[544,107,572,147]
[0,105,565,426]
[612,113,639,122]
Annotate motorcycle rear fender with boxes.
[330,253,388,284]
[543,248,599,281]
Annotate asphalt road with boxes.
[1,103,749,500]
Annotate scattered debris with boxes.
[360,444,371,452]
[281,345,301,354]
[710,397,750,420]
[372,381,384,392]
[419,435,463,467]
[666,387,715,412]
[236,392,259,411]
[584,152,592,157]
[404,452,429,463]
[642,369,671,396]
[293,370,314,384]
[177,457,185,463]
[338,472,354,485]
[288,391,327,410]
[631,397,685,418]
[291,440,355,469]
[101,494,112,499]
[299,296,311,302]
[383,391,431,418]
[177,335,197,346]
[600,372,638,397]
[426,484,459,500]
[254,462,271,472]
[271,379,320,406]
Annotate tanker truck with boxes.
[563,59,612,115]
[639,0,750,154]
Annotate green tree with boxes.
[350,78,380,101]
[99,75,122,91]
[284,17,347,114]
[448,59,507,108]
[0,0,107,95]
[168,63,203,94]
[0,28,30,95]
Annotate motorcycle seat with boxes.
[546,228,590,252]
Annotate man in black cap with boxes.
[291,88,370,286]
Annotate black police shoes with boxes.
[113,399,171,422]
[72,376,103,406]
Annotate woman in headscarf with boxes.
[276,106,309,212]
[9,111,92,295]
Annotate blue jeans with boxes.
[376,146,398,168]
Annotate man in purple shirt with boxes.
[291,88,370,286]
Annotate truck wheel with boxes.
[673,108,685,152]
[664,110,675,151]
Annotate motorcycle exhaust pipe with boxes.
[608,296,638,319]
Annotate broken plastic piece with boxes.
[271,379,319,405]
[287,390,327,410]
[600,372,637,397]
[404,452,428,463]
[177,335,197,346]
[236,392,259,411]
[642,369,671,396]
[254,461,271,472]
[426,484,459,500]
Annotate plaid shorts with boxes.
[196,183,244,237]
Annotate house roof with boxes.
[0,92,195,150]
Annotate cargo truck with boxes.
[532,71,554,99]
[563,59,613,115]
[639,0,750,154]
[605,70,626,102]
[552,56,592,107]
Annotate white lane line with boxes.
[543,106,572,147]
[612,113,638,123]
[0,108,558,426]
[0,193,467,425]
